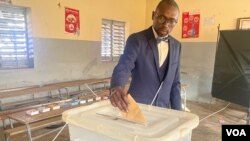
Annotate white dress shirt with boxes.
[152,27,169,67]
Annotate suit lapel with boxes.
[146,28,161,82]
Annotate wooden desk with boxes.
[86,79,110,90]
[1,78,110,141]
[0,78,110,120]
[7,103,91,141]
[8,108,65,124]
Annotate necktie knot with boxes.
[157,37,169,43]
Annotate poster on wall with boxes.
[65,7,80,36]
[182,12,200,38]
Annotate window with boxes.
[101,19,125,61]
[0,5,33,69]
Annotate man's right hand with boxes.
[109,86,129,112]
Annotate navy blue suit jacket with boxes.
[111,27,182,110]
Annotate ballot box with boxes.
[62,100,199,141]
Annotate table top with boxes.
[7,103,92,124]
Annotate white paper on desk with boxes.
[26,109,39,116]
[38,107,50,113]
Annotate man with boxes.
[110,0,181,112]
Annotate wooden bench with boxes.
[3,101,81,141]
[0,78,110,119]
[79,90,110,102]
[2,97,107,141]
[0,98,73,131]
[1,92,110,141]
[0,78,110,141]
[0,97,61,111]
[86,79,110,91]
[4,116,63,141]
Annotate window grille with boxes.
[101,19,125,61]
[0,5,33,69]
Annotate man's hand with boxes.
[109,86,129,112]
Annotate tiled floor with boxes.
[0,100,248,141]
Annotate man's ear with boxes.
[152,11,155,20]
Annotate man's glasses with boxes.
[155,13,178,26]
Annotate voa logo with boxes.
[226,129,246,136]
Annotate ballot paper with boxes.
[121,94,146,124]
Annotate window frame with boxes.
[101,19,125,61]
[0,4,33,70]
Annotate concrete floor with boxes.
[0,99,248,141]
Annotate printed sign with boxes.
[65,7,80,35]
[182,12,200,38]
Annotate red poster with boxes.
[182,12,200,38]
[65,7,80,35]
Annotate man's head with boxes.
[152,0,179,37]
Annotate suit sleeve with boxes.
[170,43,182,110]
[111,34,140,88]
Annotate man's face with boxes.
[152,5,179,37]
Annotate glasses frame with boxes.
[154,12,178,26]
